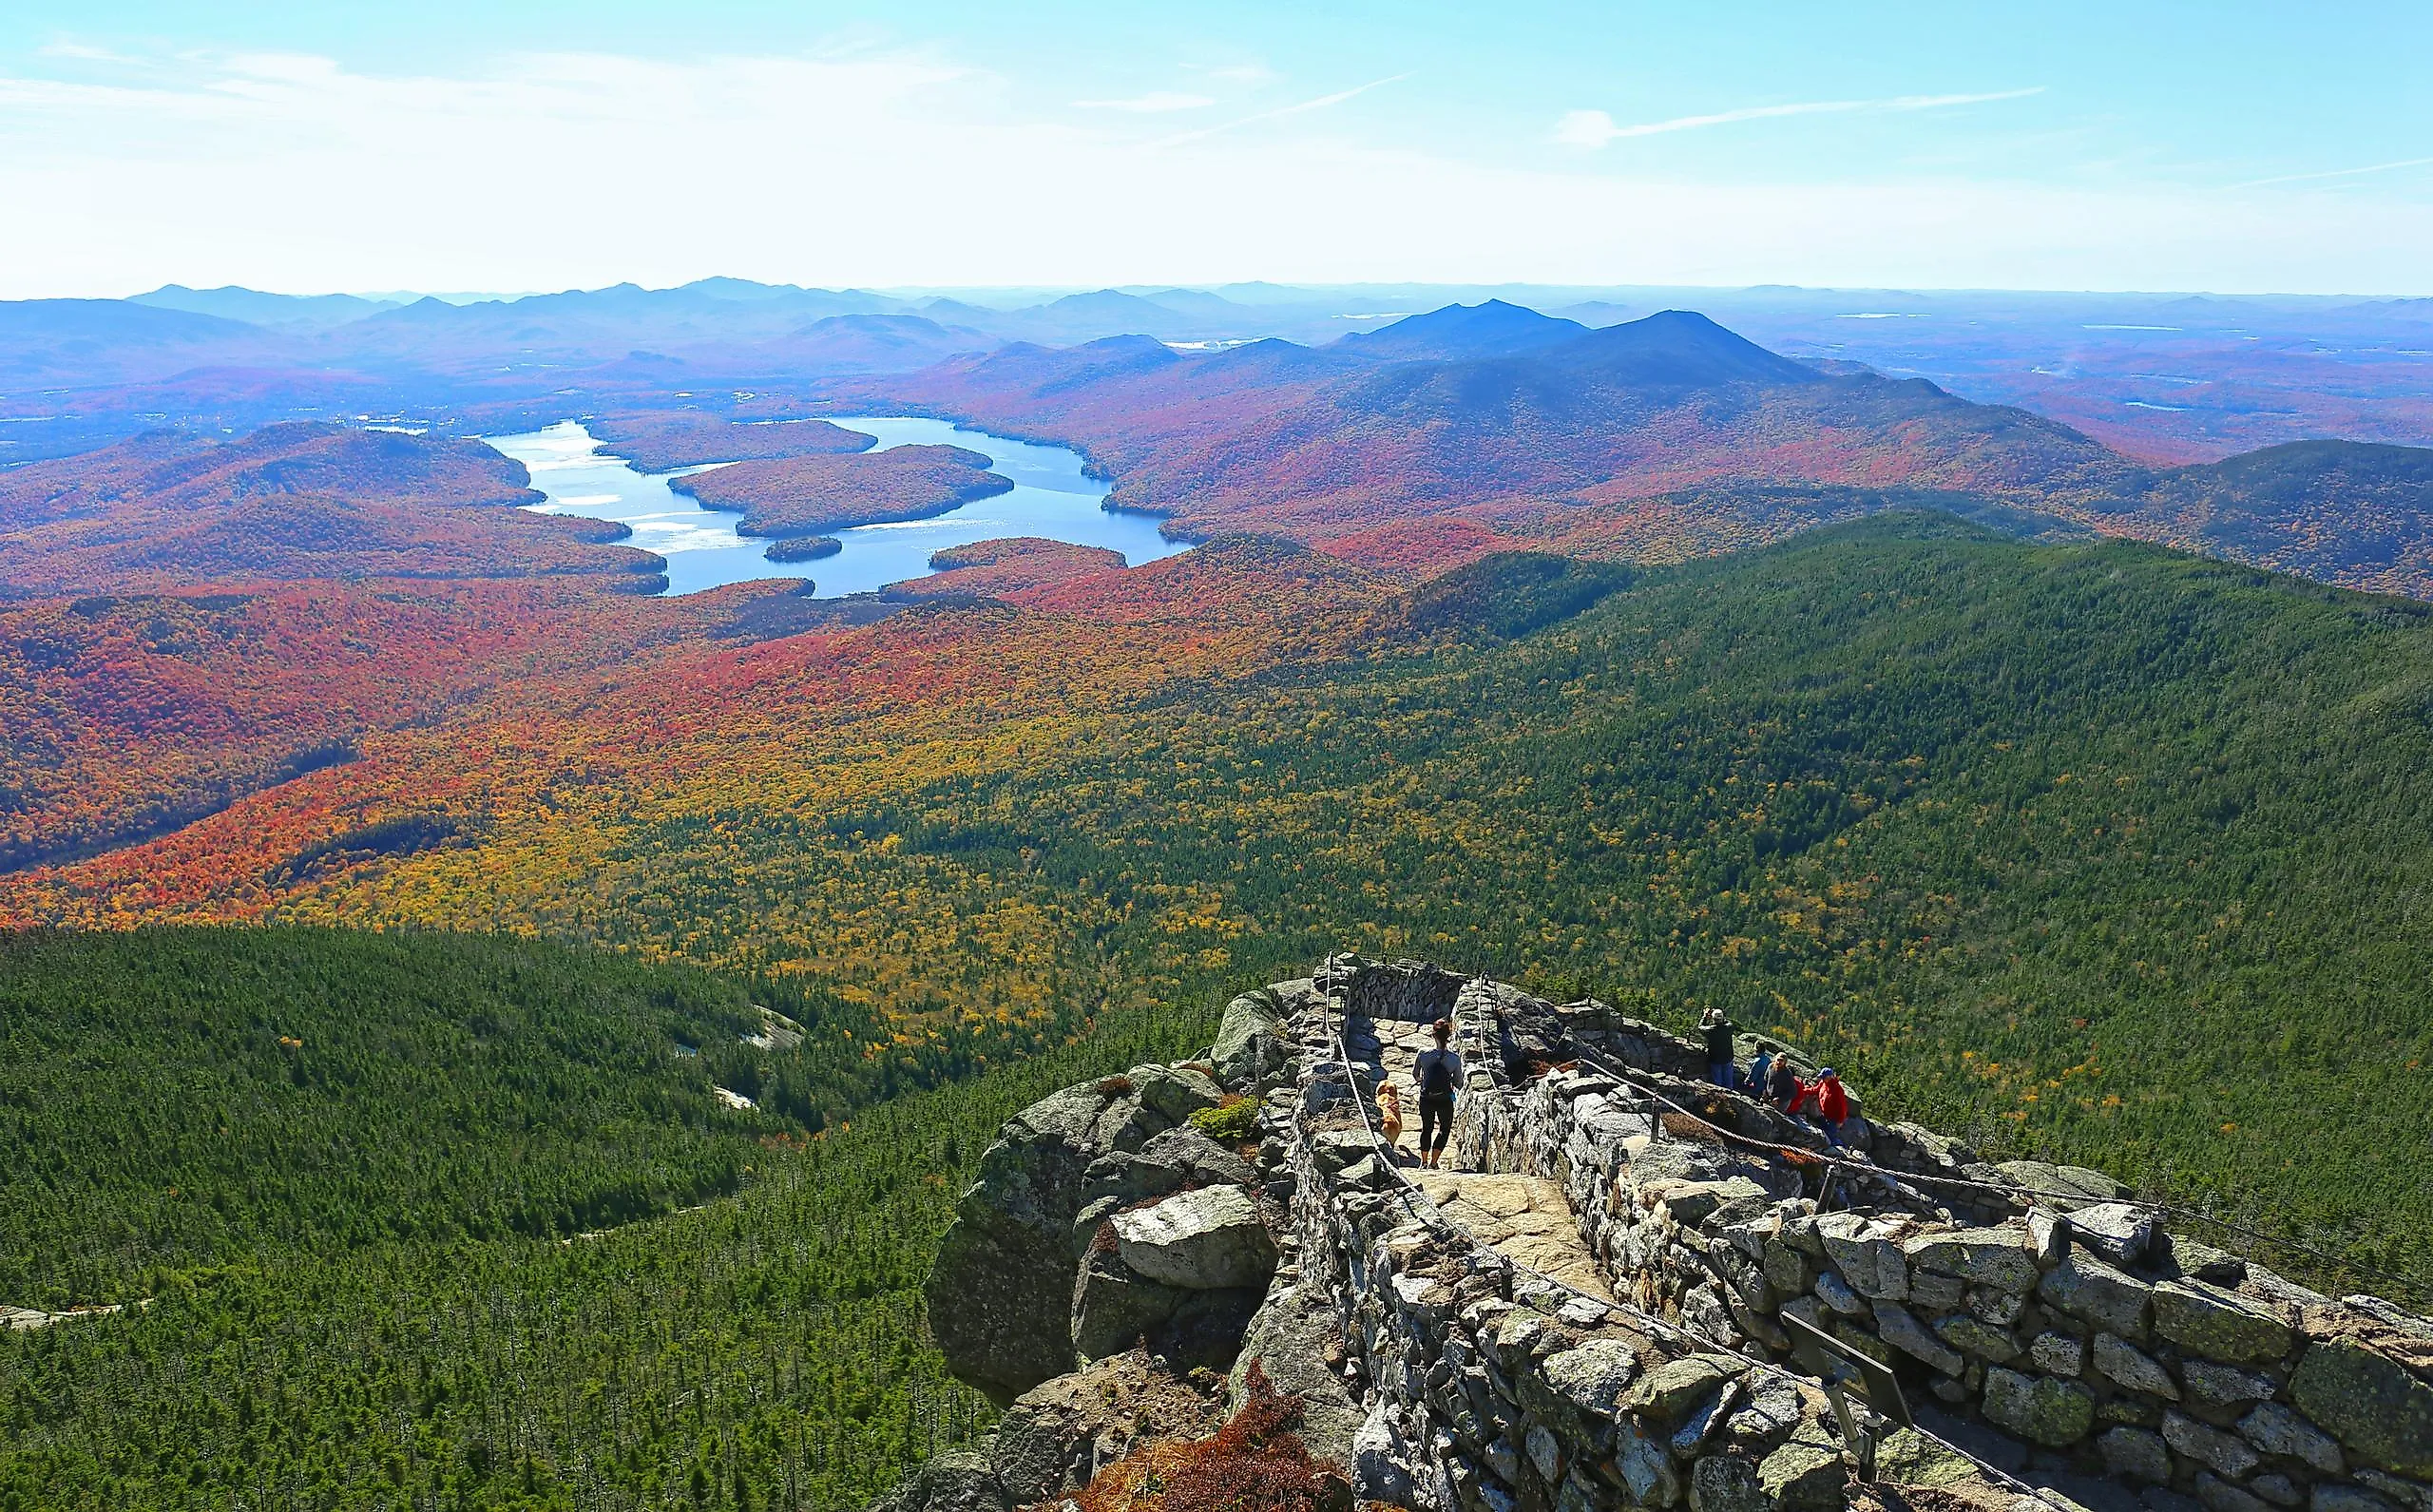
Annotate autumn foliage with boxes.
[1076,1365,1343,1512]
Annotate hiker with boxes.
[1766,1054,1801,1112]
[1801,1066,1851,1148]
[1414,1019,1464,1170]
[1699,1006,1738,1089]
[1748,1046,1775,1103]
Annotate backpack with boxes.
[1421,1052,1456,1099]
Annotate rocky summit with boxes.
[877,955,2433,1512]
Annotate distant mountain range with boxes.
[821,306,2433,598]
[2,276,2427,466]
[3,277,2432,599]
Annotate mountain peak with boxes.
[1343,300,1587,361]
[1542,309,1824,388]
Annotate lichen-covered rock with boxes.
[1228,1285,1361,1470]
[1691,1451,1768,1512]
[2032,1332,2087,1377]
[1983,1367,2096,1446]
[2039,1253,2155,1344]
[2185,1359,2281,1413]
[2094,1332,2181,1399]
[989,1349,1225,1505]
[1213,990,1291,1091]
[1351,1404,1417,1505]
[1542,1338,1643,1419]
[2351,1471,2433,1512]
[1995,1160,2127,1205]
[1876,1304,1964,1376]
[1127,1063,1225,1125]
[1935,1314,2022,1365]
[929,1084,1124,1402]
[1873,1426,1984,1488]
[1904,1228,2040,1293]
[2069,1203,2158,1267]
[2290,1338,2433,1478]
[2099,1426,2173,1483]
[2237,1402,2346,1476]
[868,1437,1012,1512]
[1619,1418,1686,1507]
[1818,1214,1908,1301]
[2155,1280,2295,1366]
[1758,1437,1847,1512]
[2165,1410,2263,1480]
[1815,1270,1869,1318]
[1071,1249,1184,1362]
[1111,1185,1276,1290]
[1627,1355,1738,1428]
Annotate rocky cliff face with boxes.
[877,957,2433,1512]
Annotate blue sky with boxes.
[2,2,2427,297]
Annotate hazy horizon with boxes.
[97,277,2433,309]
[4,2,2429,299]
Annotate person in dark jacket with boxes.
[1699,1007,1738,1089]
[1413,1019,1464,1170]
[1767,1055,1801,1111]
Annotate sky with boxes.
[2,1,2429,298]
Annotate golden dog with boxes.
[1377,1081,1405,1154]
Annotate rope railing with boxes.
[1343,950,2429,1309]
[1307,980,2072,1511]
[1539,1037,2433,1312]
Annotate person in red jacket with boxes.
[1799,1067,1850,1148]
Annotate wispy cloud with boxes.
[1555,87,2042,147]
[1073,91,1213,113]
[1183,62,1278,86]
[2228,155,2433,190]
[1148,73,1407,148]
[39,41,138,64]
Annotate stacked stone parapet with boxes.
[1446,988,2433,1512]
[881,955,2433,1512]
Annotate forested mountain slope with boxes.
[12,518,2430,1294]
[0,926,1218,1510]
[832,310,2433,596]
[0,422,663,597]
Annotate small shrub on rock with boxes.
[1076,1364,1347,1512]
[1189,1094,1261,1144]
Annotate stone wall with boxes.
[1451,1003,2433,1512]
[1291,993,1887,1512]
[878,957,2433,1512]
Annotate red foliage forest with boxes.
[0,423,663,596]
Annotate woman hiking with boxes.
[1413,1019,1464,1170]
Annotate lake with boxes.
[484,416,1189,597]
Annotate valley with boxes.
[4,281,2432,1512]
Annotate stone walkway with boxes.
[1364,1011,1610,1300]
[1408,1171,1612,1300]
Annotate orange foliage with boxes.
[1076,1364,1340,1512]
[0,577,764,871]
[889,537,1128,601]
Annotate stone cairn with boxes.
[873,956,2433,1512]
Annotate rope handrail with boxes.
[1540,1040,2433,1311]
[1309,984,2068,1511]
[1352,950,2428,1307]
